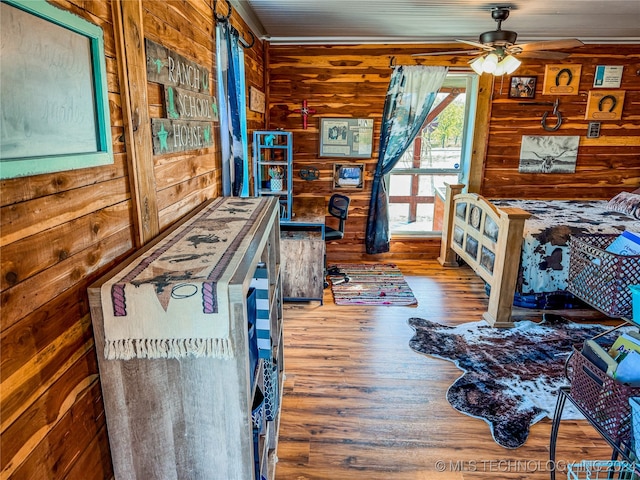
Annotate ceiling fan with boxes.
[413,6,584,75]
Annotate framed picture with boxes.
[519,136,579,174]
[320,118,373,158]
[333,163,364,190]
[508,76,537,99]
[542,64,582,95]
[249,86,265,113]
[0,0,113,179]
[585,90,625,121]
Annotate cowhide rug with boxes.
[408,314,618,449]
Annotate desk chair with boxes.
[324,193,351,241]
[324,194,351,288]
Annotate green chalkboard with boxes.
[0,0,112,179]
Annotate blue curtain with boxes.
[216,22,249,197]
[365,65,448,254]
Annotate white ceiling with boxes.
[230,0,640,45]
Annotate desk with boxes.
[280,197,325,303]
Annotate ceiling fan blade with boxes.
[516,50,572,60]
[518,38,584,51]
[412,50,482,57]
[456,39,495,51]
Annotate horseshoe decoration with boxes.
[213,0,232,22]
[214,0,255,49]
[598,94,617,113]
[554,68,573,87]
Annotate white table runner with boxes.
[100,197,269,360]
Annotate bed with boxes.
[437,184,640,327]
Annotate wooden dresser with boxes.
[88,197,284,480]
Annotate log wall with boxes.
[0,1,264,478]
[266,44,640,260]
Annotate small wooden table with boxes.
[280,197,326,303]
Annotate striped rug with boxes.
[329,263,418,306]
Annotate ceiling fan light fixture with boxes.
[493,61,506,76]
[469,56,485,75]
[501,54,521,75]
[482,53,499,73]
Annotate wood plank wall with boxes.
[266,44,640,261]
[0,1,264,478]
[482,45,640,199]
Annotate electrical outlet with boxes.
[587,122,601,138]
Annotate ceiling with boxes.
[229,0,640,45]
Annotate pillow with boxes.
[606,191,640,219]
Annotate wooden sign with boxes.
[146,39,209,94]
[542,64,582,95]
[249,86,265,113]
[164,86,218,122]
[585,90,625,121]
[151,118,214,155]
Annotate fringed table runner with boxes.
[100,197,270,360]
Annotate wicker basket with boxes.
[567,234,640,318]
[568,346,640,443]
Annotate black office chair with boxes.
[325,193,351,241]
[324,194,351,288]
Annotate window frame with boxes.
[0,0,113,179]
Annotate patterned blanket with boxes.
[100,197,269,360]
[491,199,640,294]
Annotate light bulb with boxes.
[493,61,506,76]
[482,53,499,73]
[470,56,485,75]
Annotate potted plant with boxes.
[268,166,285,191]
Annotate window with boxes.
[388,73,478,235]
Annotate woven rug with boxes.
[329,263,418,306]
[408,314,620,449]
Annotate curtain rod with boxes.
[388,55,470,71]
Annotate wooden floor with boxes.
[275,260,619,480]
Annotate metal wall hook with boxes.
[541,98,562,131]
[541,110,562,131]
[214,0,255,49]
[240,30,255,49]
[213,0,232,23]
[520,99,562,132]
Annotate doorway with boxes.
[387,73,478,235]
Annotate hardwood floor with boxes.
[275,260,619,480]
